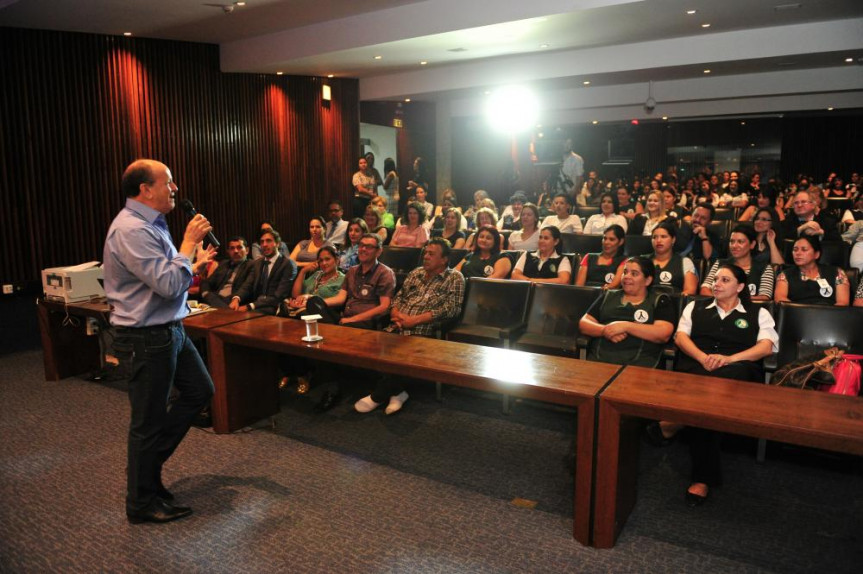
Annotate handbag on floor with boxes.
[771,347,842,390]
[821,353,862,396]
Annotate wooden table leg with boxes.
[572,398,595,545]
[37,301,100,381]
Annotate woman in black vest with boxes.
[575,224,626,288]
[454,225,511,279]
[700,225,774,301]
[511,225,571,284]
[647,221,698,295]
[666,264,778,506]
[579,257,676,367]
[774,235,850,306]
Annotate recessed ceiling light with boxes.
[539,44,549,49]
[740,121,746,125]
[827,107,834,111]
[703,69,711,74]
[583,81,591,86]
[686,10,697,15]
[592,120,599,125]
[701,23,711,28]
[404,98,411,102]
[327,74,334,78]
[750,143,756,147]
[845,58,854,63]
[276,72,283,75]
[420,61,428,65]
[538,132,544,138]
[662,116,669,120]
[236,1,246,6]
[374,55,382,60]
[123,32,132,36]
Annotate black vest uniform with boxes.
[717,258,768,297]
[784,263,838,305]
[585,253,626,287]
[461,252,501,279]
[647,253,686,292]
[588,290,670,367]
[676,299,764,382]
[522,252,565,279]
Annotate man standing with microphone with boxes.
[103,159,215,524]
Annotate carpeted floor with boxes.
[1,350,860,573]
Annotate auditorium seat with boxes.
[707,220,730,240]
[774,302,863,369]
[713,208,735,221]
[446,278,531,348]
[623,235,654,257]
[511,284,601,358]
[576,206,600,220]
[448,248,468,269]
[379,246,422,292]
[561,233,603,256]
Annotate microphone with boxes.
[179,199,220,248]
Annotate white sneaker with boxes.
[385,392,409,415]
[354,395,381,413]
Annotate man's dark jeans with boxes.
[113,322,214,513]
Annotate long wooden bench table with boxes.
[592,365,863,548]
[206,315,623,545]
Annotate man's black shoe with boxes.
[157,483,175,501]
[127,499,192,524]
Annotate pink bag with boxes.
[820,353,863,396]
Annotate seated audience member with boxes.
[363,206,389,243]
[290,216,331,269]
[282,245,345,317]
[198,236,254,308]
[455,225,511,279]
[646,222,698,295]
[250,220,290,259]
[677,203,723,262]
[616,186,638,220]
[305,234,396,410]
[853,279,863,307]
[431,193,468,231]
[840,194,863,225]
[781,189,841,241]
[188,243,218,297]
[738,188,785,223]
[338,218,369,272]
[750,207,785,265]
[541,192,583,233]
[507,203,541,252]
[661,188,689,222]
[371,195,396,230]
[354,238,466,415]
[583,192,629,234]
[717,179,749,208]
[656,264,777,507]
[464,207,505,251]
[511,226,571,284]
[413,186,435,221]
[498,191,528,230]
[390,202,430,247]
[628,190,666,236]
[701,225,774,301]
[231,229,297,315]
[842,219,863,272]
[576,225,626,289]
[463,189,490,223]
[774,235,850,306]
[431,207,466,249]
[579,257,675,367]
[324,201,349,246]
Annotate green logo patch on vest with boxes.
[549,263,557,273]
[734,318,749,329]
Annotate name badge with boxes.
[484,265,494,276]
[660,271,672,284]
[633,309,649,323]
[604,272,614,284]
[748,284,756,295]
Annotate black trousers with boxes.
[113,323,214,513]
[352,195,371,219]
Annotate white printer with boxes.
[42,261,105,303]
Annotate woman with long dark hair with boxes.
[646,222,698,295]
[455,225,511,279]
[382,157,399,216]
[576,224,626,288]
[700,225,775,301]
[774,235,850,306]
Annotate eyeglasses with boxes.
[793,200,812,206]
[358,243,379,250]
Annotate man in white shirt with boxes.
[541,192,583,233]
[561,138,584,196]
[324,200,348,246]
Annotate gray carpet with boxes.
[1,350,860,573]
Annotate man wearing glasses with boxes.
[781,190,840,241]
[324,200,348,247]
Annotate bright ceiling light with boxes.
[484,85,539,134]
[592,120,599,125]
[703,69,711,74]
[404,98,411,102]
[327,74,334,78]
[236,1,246,6]
[539,44,549,49]
[827,107,834,111]
[374,55,382,60]
[583,81,591,86]
[845,58,854,63]
[701,23,711,28]
[123,32,132,36]
[686,10,697,15]
[662,116,668,120]
[276,71,283,75]
[420,61,428,65]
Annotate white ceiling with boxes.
[3,0,862,122]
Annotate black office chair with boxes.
[576,206,600,219]
[623,235,653,257]
[561,233,603,256]
[448,248,469,269]
[713,208,735,222]
[511,284,601,359]
[447,278,531,349]
[825,198,852,219]
[379,246,422,273]
[774,303,863,369]
[707,220,730,241]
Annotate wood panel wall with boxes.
[0,28,359,284]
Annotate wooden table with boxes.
[36,298,262,380]
[207,315,622,545]
[592,366,863,548]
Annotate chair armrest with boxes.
[497,321,528,341]
[763,353,777,373]
[576,336,590,349]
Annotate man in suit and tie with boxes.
[230,229,296,315]
[198,236,254,308]
[324,200,348,247]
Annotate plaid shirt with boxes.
[385,267,465,337]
